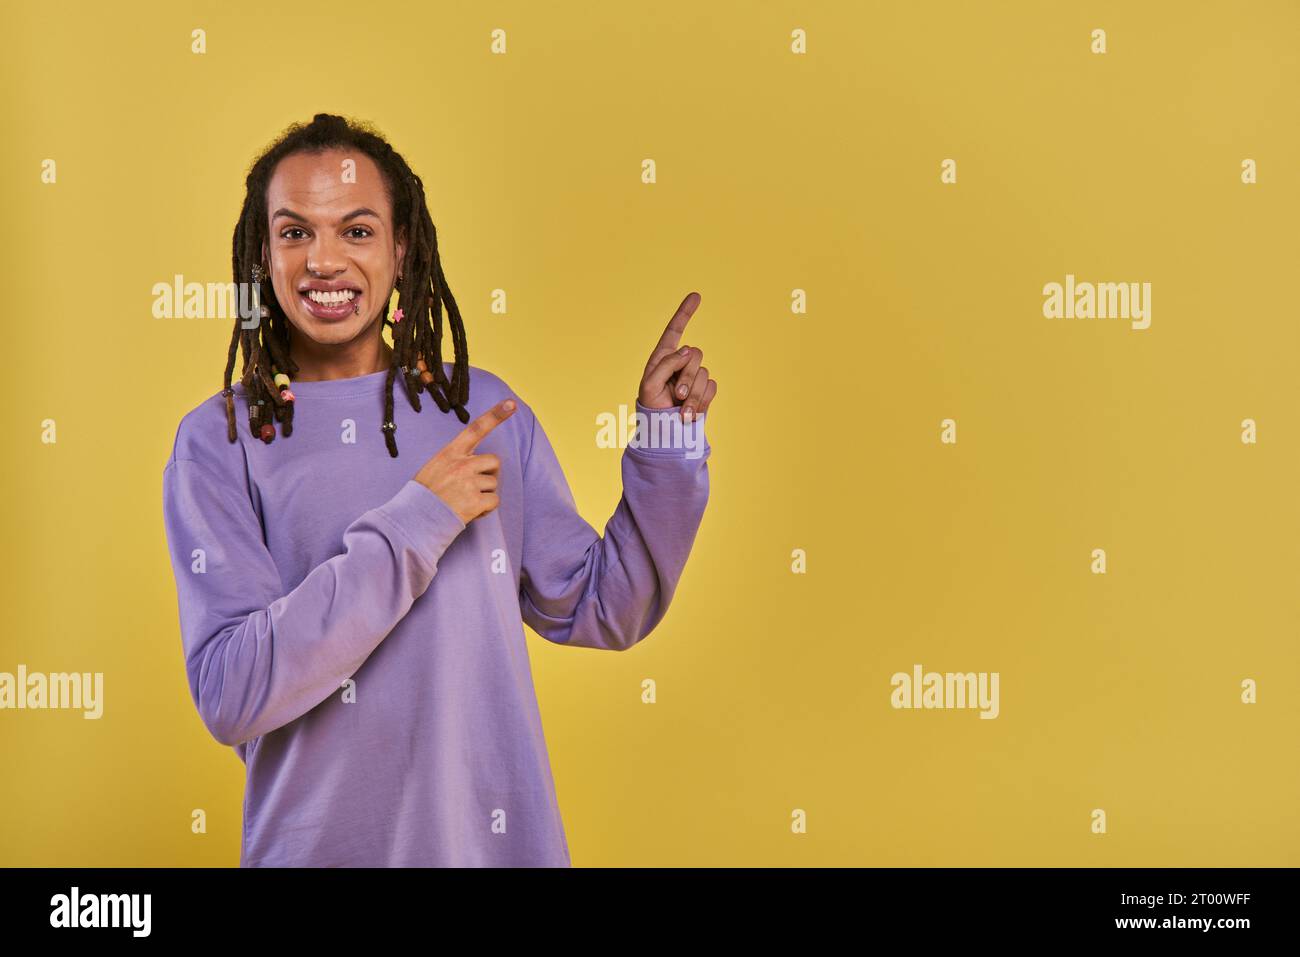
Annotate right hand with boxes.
[414,398,517,524]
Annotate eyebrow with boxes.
[271,207,382,224]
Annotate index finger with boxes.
[451,398,517,454]
[653,292,701,355]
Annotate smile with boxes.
[305,289,357,305]
[299,288,362,321]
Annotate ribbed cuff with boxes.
[627,400,710,459]
[374,479,468,566]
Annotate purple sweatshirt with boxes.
[161,363,709,866]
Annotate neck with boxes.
[287,324,394,382]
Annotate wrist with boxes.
[629,400,708,456]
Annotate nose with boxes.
[305,233,348,277]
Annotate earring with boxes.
[387,274,403,316]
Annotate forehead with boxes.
[266,149,391,222]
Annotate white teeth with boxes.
[305,289,358,305]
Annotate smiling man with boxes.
[265,159,400,375]
[161,113,716,866]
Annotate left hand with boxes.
[638,292,718,422]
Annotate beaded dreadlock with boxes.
[223,112,471,457]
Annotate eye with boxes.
[280,226,308,240]
[346,226,374,239]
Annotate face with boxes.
[262,148,405,349]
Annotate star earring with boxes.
[375,273,404,316]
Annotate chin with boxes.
[294,313,372,346]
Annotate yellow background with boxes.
[2,0,1297,866]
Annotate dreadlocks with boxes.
[223,112,471,457]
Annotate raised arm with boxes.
[516,398,711,650]
[517,291,717,650]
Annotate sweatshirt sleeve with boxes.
[162,459,466,747]
[517,399,710,651]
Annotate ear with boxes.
[394,227,407,278]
